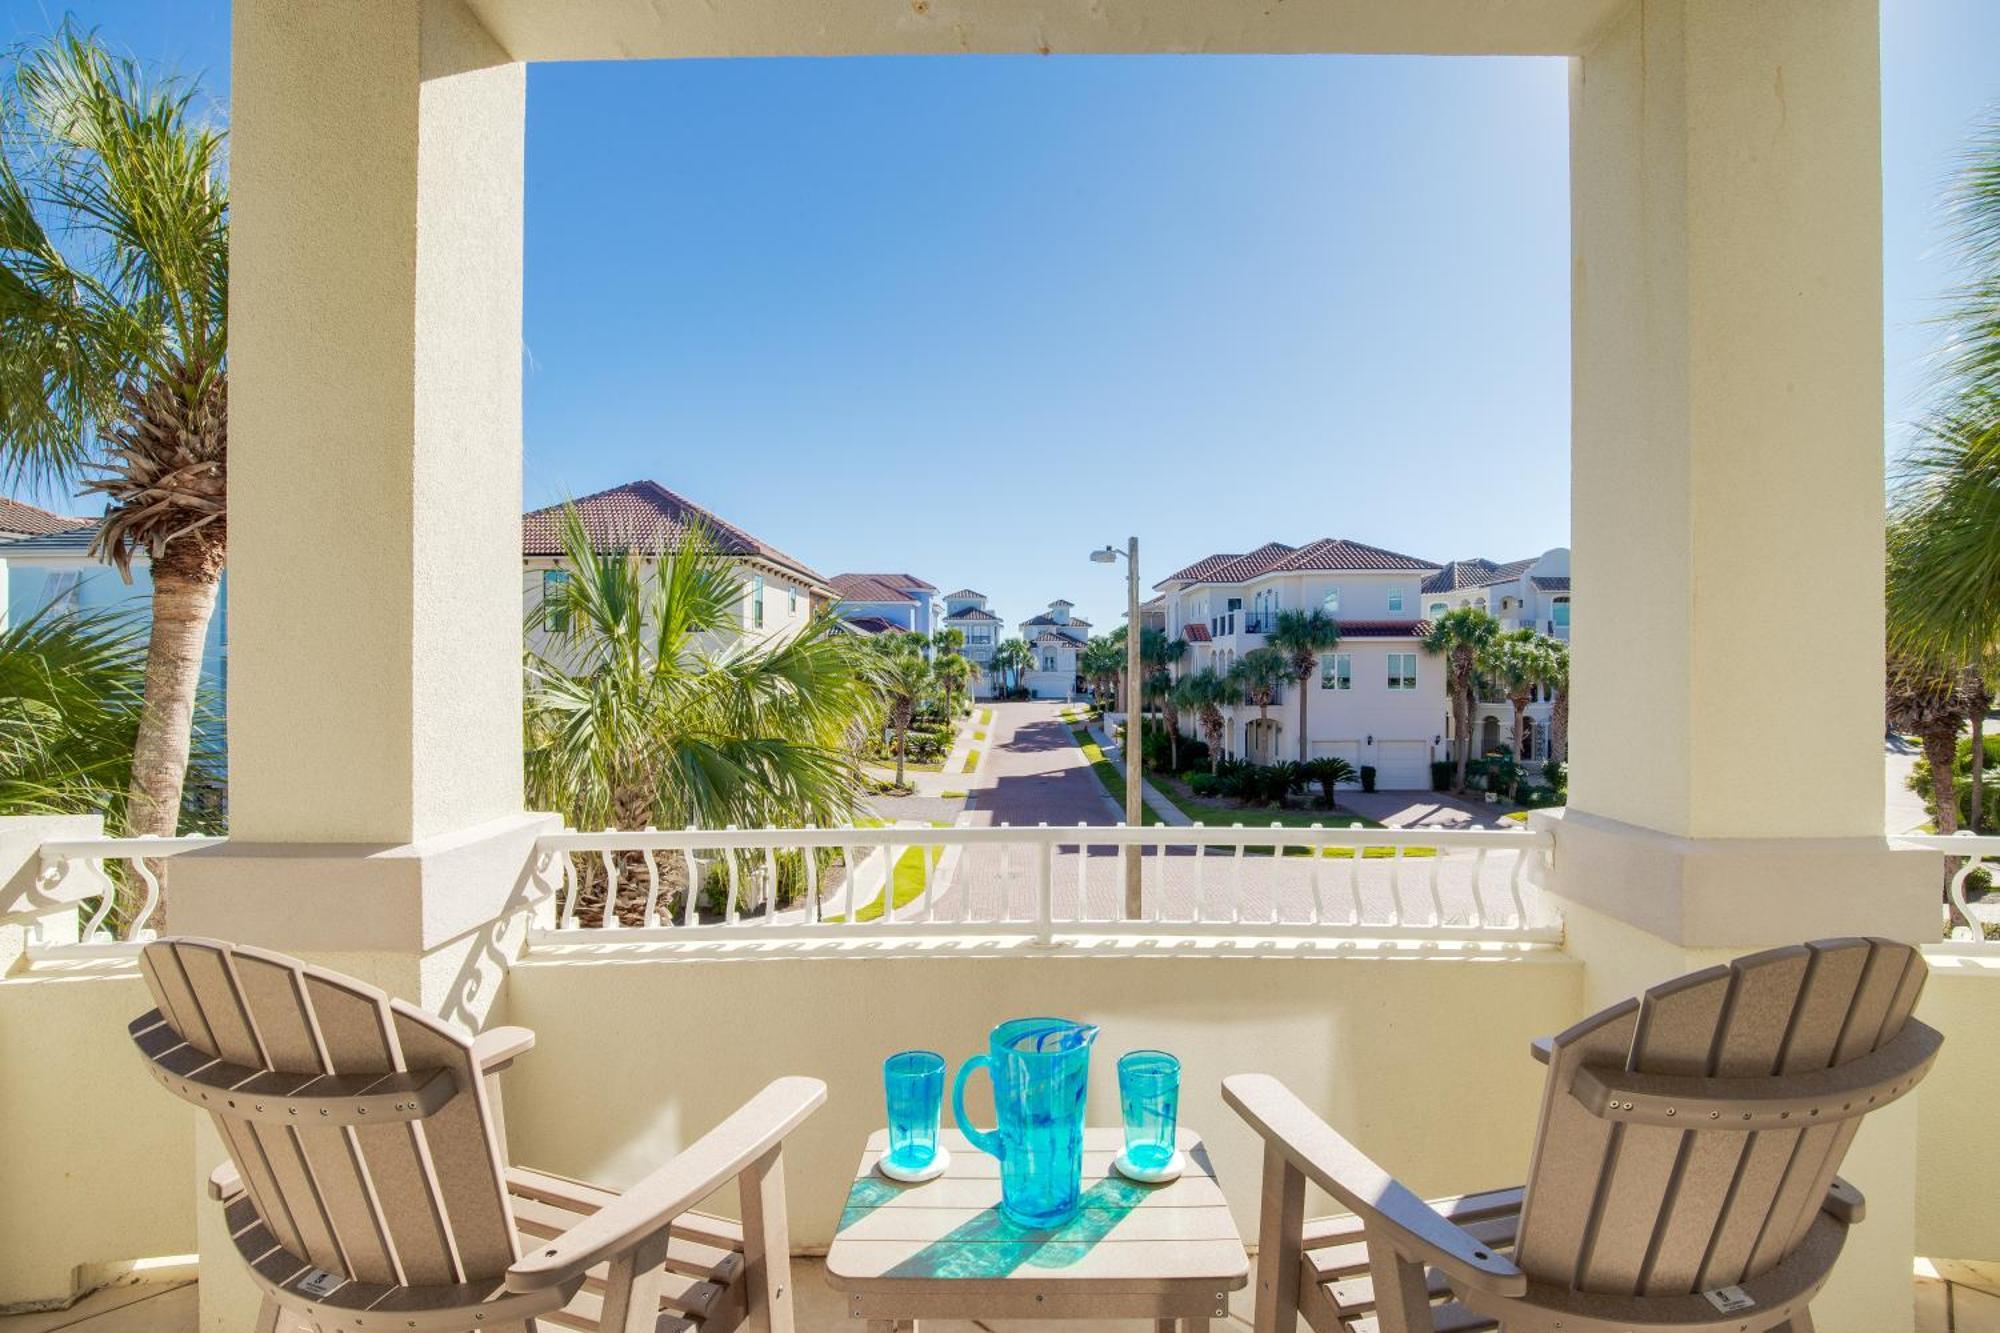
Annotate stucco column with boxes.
[1551,3,1927,1328]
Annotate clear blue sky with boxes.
[8,2,1997,631]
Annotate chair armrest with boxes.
[472,1025,537,1073]
[208,1161,243,1202]
[506,1076,827,1293]
[1222,1074,1525,1298]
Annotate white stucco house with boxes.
[522,480,833,655]
[1016,599,1089,700]
[0,495,89,631]
[1424,547,1572,760]
[1158,540,1575,786]
[942,589,1003,697]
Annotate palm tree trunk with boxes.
[124,536,223,841]
[1296,671,1310,764]
[1452,672,1474,793]
[895,715,908,786]
[1551,689,1568,763]
[1971,679,1987,833]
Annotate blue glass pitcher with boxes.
[952,1017,1100,1228]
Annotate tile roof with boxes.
[1021,613,1092,628]
[1159,538,1436,588]
[946,607,1001,622]
[1031,630,1085,648]
[0,518,102,558]
[0,496,88,537]
[1421,557,1537,594]
[523,481,832,591]
[943,587,984,600]
[1336,619,1432,638]
[830,573,929,604]
[1139,594,1166,612]
[1181,623,1212,643]
[1530,575,1570,592]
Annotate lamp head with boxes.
[1089,547,1119,564]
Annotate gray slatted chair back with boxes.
[130,937,518,1290]
[1513,937,1941,1296]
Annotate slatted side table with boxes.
[825,1128,1248,1332]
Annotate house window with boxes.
[1553,598,1570,627]
[1387,653,1418,691]
[752,574,765,628]
[1321,652,1352,690]
[1429,601,1447,618]
[1322,588,1339,614]
[789,585,798,615]
[1387,587,1404,613]
[541,570,571,633]
[1042,654,1056,672]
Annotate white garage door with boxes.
[1374,741,1431,790]
[1310,740,1362,782]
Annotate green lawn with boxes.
[1148,774,1436,858]
[1068,726,1168,826]
[827,825,951,922]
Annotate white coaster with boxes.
[1112,1148,1185,1184]
[878,1147,951,1183]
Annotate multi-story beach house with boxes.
[828,572,942,643]
[941,589,1003,696]
[1017,599,1089,700]
[1155,541,1574,786]
[523,481,833,653]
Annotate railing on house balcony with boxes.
[528,823,1558,945]
[1242,611,1279,635]
[1897,831,2000,948]
[22,833,226,961]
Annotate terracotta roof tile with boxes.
[0,496,88,538]
[523,481,831,592]
[1159,552,1246,585]
[944,588,985,600]
[1181,623,1212,642]
[840,616,907,635]
[1268,538,1436,574]
[946,607,1001,622]
[830,573,923,604]
[1421,556,1537,594]
[1021,613,1091,628]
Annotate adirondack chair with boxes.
[1224,938,1943,1333]
[128,936,825,1333]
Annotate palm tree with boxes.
[1539,636,1571,764]
[1229,646,1288,759]
[993,637,1035,696]
[1423,606,1502,793]
[871,638,934,786]
[1080,635,1124,705]
[1173,669,1241,773]
[524,508,879,922]
[1481,630,1542,764]
[1266,609,1341,764]
[1144,632,1189,770]
[934,651,971,720]
[1301,756,1356,810]
[0,32,229,840]
[931,627,965,657]
[1887,655,1980,932]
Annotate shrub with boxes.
[1187,772,1222,798]
[1541,759,1567,792]
[1302,756,1356,808]
[1431,760,1454,792]
[1360,764,1377,793]
[1909,734,2000,829]
[1257,762,1303,806]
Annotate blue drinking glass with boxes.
[884,1050,947,1172]
[1118,1050,1180,1172]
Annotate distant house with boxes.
[1016,600,1090,700]
[942,589,1003,697]
[828,573,942,643]
[1,515,230,702]
[0,496,89,631]
[523,480,834,652]
[1423,547,1572,759]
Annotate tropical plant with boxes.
[1480,630,1549,789]
[1266,609,1342,763]
[1172,668,1241,773]
[1080,635,1124,705]
[0,30,229,839]
[1301,755,1356,809]
[1886,655,1983,932]
[1143,630,1189,769]
[934,650,971,720]
[931,626,965,656]
[870,637,935,786]
[1229,647,1288,724]
[1423,607,1502,793]
[524,508,880,922]
[993,637,1035,694]
[1540,635,1571,764]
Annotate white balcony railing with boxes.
[1895,831,2000,947]
[23,833,226,960]
[528,823,1558,945]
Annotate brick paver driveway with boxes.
[962,700,1119,829]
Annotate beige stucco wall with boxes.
[0,964,193,1309]
[1914,951,2000,1261]
[501,947,1585,1247]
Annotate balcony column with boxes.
[173,9,543,1323]
[1546,4,1928,1329]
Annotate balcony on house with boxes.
[0,6,1988,1333]
[1242,609,1281,635]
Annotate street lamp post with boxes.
[1090,537,1143,919]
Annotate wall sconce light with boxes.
[1365,735,1374,746]
[1433,735,1442,746]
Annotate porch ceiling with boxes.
[464,0,1630,63]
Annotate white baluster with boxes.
[725,825,741,924]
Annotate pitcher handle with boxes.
[951,1053,1004,1160]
